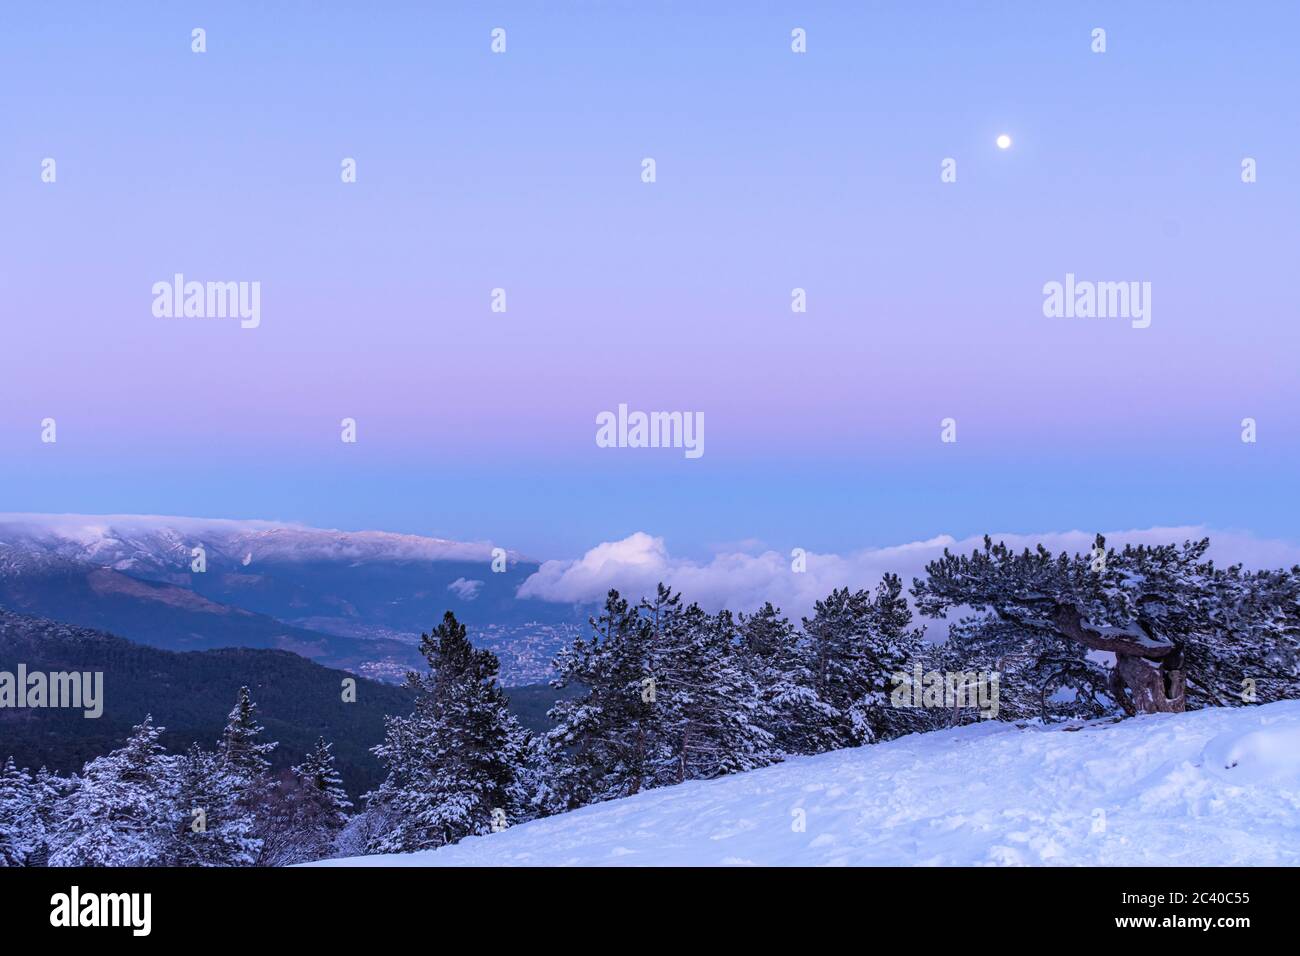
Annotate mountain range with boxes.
[0,514,588,684]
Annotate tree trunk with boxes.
[1114,652,1185,714]
[1053,605,1185,715]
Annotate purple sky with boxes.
[2,2,1297,560]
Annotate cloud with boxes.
[447,577,484,601]
[517,527,1300,620]
[0,513,518,564]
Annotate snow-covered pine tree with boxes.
[847,573,927,743]
[257,736,354,865]
[0,757,39,866]
[179,686,279,865]
[219,685,277,785]
[334,804,399,860]
[510,726,562,822]
[739,600,793,661]
[909,534,1300,718]
[911,538,1067,719]
[545,590,669,809]
[648,598,779,782]
[163,743,261,866]
[687,608,779,778]
[25,766,75,867]
[636,584,701,788]
[800,576,924,748]
[271,737,353,863]
[366,611,528,853]
[1172,558,1300,707]
[294,737,351,828]
[912,535,1156,719]
[881,638,958,735]
[48,716,178,867]
[802,587,868,749]
[740,602,838,756]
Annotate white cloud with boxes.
[447,577,484,601]
[517,527,1300,620]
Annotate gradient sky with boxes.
[2,1,1297,561]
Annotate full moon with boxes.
[996,134,1012,149]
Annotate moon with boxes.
[996,134,1012,149]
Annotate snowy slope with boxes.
[320,700,1300,866]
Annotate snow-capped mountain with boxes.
[0,513,513,575]
[318,700,1300,866]
[0,514,586,683]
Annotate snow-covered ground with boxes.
[320,700,1300,866]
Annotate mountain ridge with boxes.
[0,513,588,683]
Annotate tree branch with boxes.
[1052,604,1175,659]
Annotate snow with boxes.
[1201,720,1300,785]
[0,513,519,568]
[1085,620,1172,651]
[317,700,1300,867]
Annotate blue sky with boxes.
[1,1,1297,560]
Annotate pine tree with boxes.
[907,535,1298,717]
[547,585,783,802]
[219,685,277,784]
[162,743,260,867]
[255,749,352,868]
[334,804,399,860]
[0,757,39,866]
[650,600,779,781]
[512,731,563,821]
[692,608,780,777]
[262,736,353,863]
[48,716,177,867]
[800,577,923,748]
[218,685,277,860]
[1180,561,1300,707]
[294,737,351,828]
[741,602,837,756]
[545,590,668,809]
[366,611,528,853]
[845,574,926,743]
[637,584,703,787]
[27,767,75,867]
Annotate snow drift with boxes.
[319,700,1300,866]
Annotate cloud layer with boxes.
[517,527,1300,620]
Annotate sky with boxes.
[2,1,1298,563]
